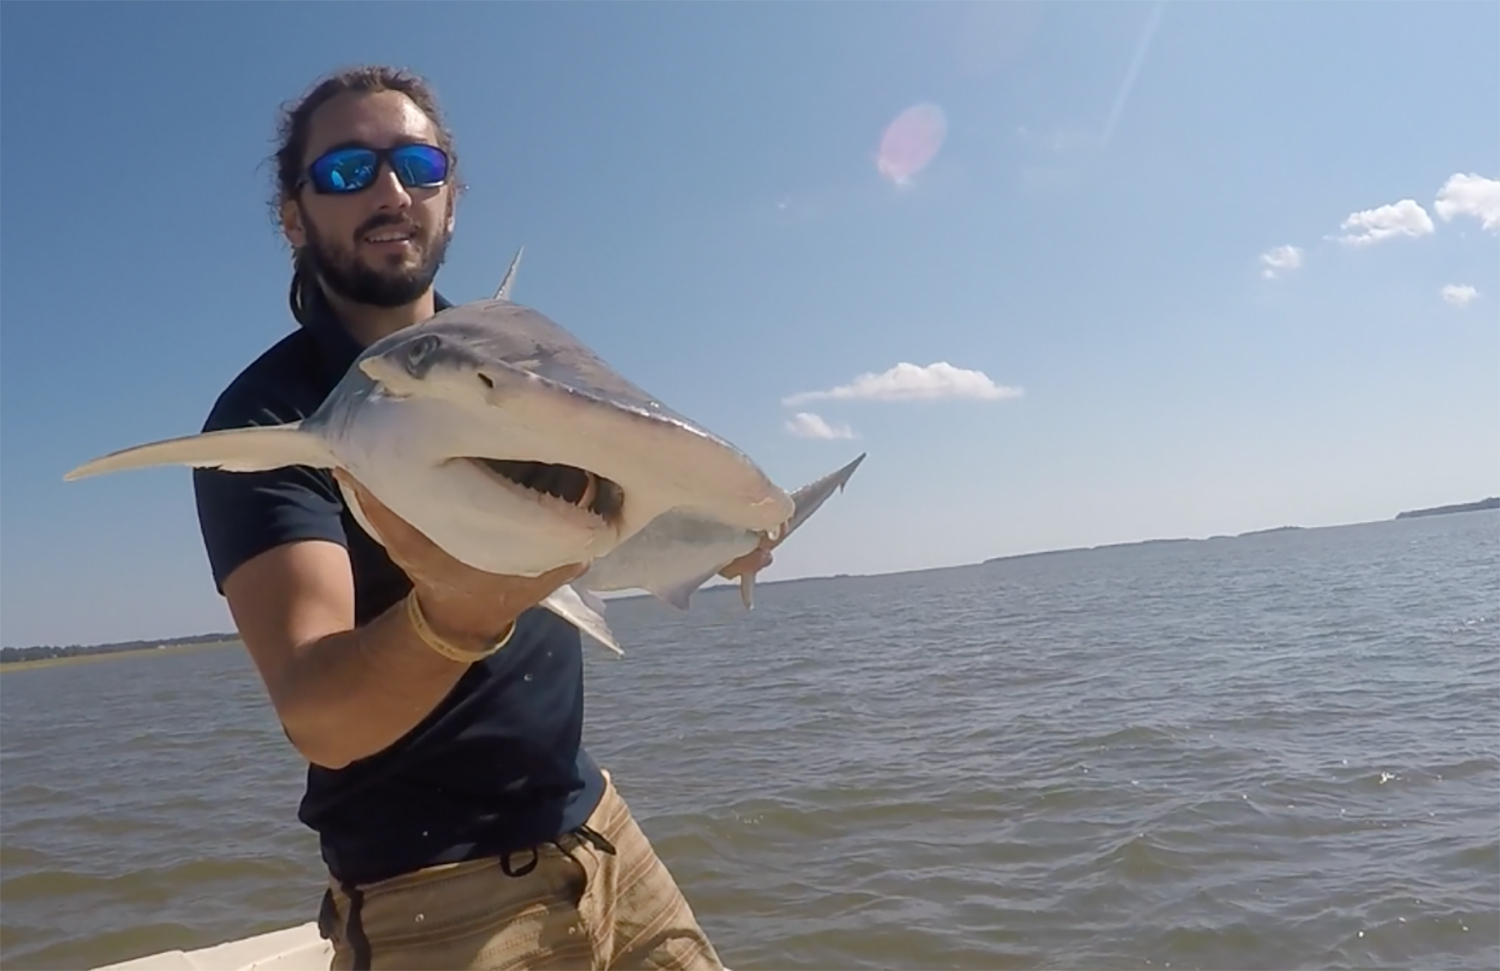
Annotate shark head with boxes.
[357,327,500,404]
[340,298,794,575]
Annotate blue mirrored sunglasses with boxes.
[300,143,450,195]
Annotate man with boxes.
[193,65,767,971]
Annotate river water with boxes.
[2,510,1496,969]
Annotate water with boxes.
[3,511,1497,970]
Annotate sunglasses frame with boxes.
[298,142,451,196]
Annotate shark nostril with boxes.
[478,373,495,389]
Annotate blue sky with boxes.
[3,2,1496,648]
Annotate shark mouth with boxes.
[475,458,625,523]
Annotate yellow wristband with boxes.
[405,589,516,663]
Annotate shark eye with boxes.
[406,335,440,369]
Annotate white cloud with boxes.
[783,362,1022,405]
[1334,199,1435,246]
[1435,173,1500,232]
[784,412,856,440]
[1441,284,1479,307]
[1259,244,1303,279]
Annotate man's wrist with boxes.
[405,588,518,661]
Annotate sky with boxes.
[2,2,1496,648]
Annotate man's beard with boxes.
[300,210,450,309]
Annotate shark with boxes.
[64,250,864,654]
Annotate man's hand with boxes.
[336,471,586,648]
[226,471,591,770]
[717,525,785,580]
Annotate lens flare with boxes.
[877,103,947,185]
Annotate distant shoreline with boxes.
[1394,497,1499,519]
[0,637,240,670]
[7,498,1495,659]
[981,499,1497,566]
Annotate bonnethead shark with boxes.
[65,250,865,654]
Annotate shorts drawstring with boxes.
[499,822,618,877]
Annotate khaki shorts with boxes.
[319,771,724,970]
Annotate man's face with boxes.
[282,90,455,308]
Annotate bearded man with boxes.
[193,65,759,971]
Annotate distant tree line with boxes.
[0,633,238,665]
[1395,498,1499,519]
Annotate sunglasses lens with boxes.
[390,144,449,187]
[310,148,379,193]
[305,144,449,194]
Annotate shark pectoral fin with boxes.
[63,422,329,481]
[542,585,623,656]
[652,567,724,611]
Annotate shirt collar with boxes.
[299,280,454,386]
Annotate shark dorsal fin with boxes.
[494,246,525,301]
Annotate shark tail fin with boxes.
[64,422,331,481]
[726,452,866,611]
[633,453,868,616]
[783,452,866,538]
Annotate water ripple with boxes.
[2,512,1497,969]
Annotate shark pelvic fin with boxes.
[652,566,724,611]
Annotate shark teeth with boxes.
[474,458,623,524]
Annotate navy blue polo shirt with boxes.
[192,281,604,886]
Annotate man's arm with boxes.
[220,476,583,771]
[223,539,463,770]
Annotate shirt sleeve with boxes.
[192,390,348,594]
